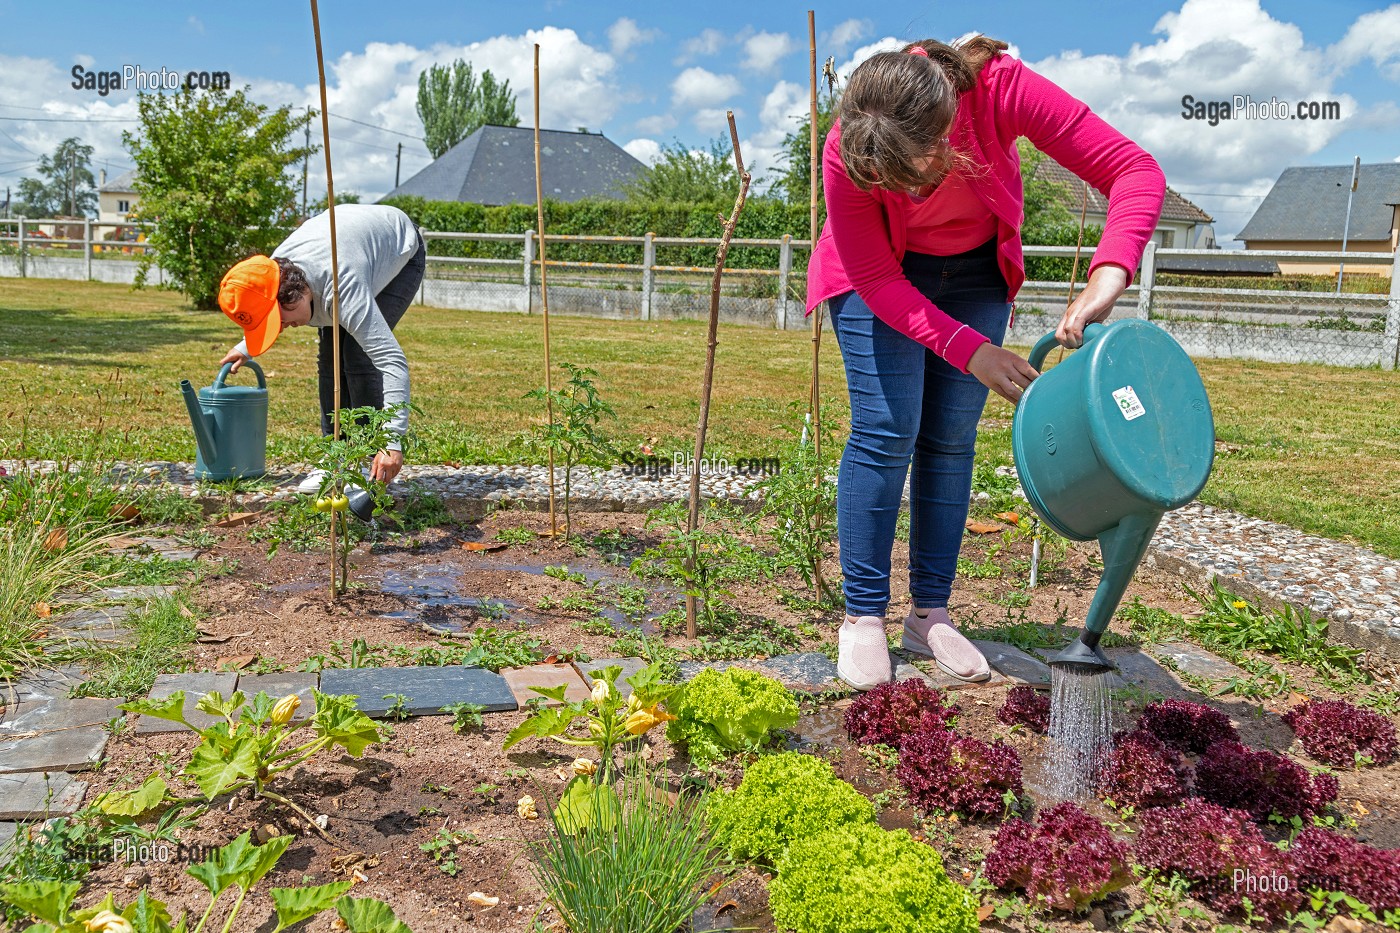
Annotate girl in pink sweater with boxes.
[811,37,1165,690]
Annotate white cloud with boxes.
[743,79,808,185]
[693,107,739,134]
[623,137,663,165]
[832,36,905,87]
[671,67,742,109]
[741,32,797,73]
[1331,6,1400,78]
[634,113,676,135]
[676,28,726,64]
[1027,0,1361,241]
[608,17,659,58]
[822,19,871,55]
[187,16,205,35]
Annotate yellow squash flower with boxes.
[516,794,538,820]
[623,704,677,736]
[571,757,597,777]
[590,678,610,705]
[270,694,301,725]
[85,911,133,933]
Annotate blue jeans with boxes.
[828,239,1010,617]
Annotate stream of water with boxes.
[1041,664,1116,801]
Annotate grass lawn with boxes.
[1,278,1396,558]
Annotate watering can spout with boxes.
[180,379,218,466]
[1050,511,1162,672]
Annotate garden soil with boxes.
[73,508,1399,932]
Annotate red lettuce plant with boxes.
[843,679,959,749]
[1290,826,1400,912]
[1283,699,1398,768]
[896,729,1022,818]
[1135,799,1302,922]
[1095,728,1190,810]
[1138,699,1238,753]
[985,802,1133,911]
[1195,740,1339,822]
[997,685,1050,734]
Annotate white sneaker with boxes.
[296,469,327,495]
[837,615,894,691]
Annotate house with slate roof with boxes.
[98,169,139,225]
[1238,163,1400,277]
[381,124,645,206]
[1034,157,1216,250]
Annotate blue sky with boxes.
[1,0,1398,243]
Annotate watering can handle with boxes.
[1027,322,1108,372]
[214,359,266,389]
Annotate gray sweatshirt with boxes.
[233,204,419,447]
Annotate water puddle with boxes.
[692,898,777,932]
[1038,664,1116,802]
[785,705,847,750]
[379,564,526,634]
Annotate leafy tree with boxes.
[620,137,744,205]
[416,60,519,159]
[772,91,838,208]
[14,137,97,217]
[123,86,314,309]
[307,190,361,215]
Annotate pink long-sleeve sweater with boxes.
[806,52,1167,373]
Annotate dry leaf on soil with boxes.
[211,512,258,528]
[459,540,508,552]
[42,528,68,551]
[216,655,256,671]
[33,601,51,618]
[965,520,1006,535]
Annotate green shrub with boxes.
[666,667,799,766]
[771,823,978,933]
[707,752,874,865]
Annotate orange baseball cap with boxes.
[218,256,282,356]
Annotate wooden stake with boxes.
[806,9,828,597]
[684,112,751,639]
[807,11,824,467]
[310,0,344,601]
[1057,182,1091,367]
[534,43,559,538]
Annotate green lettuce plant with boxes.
[706,751,874,865]
[770,822,978,933]
[666,667,798,767]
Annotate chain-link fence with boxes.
[5,219,1397,370]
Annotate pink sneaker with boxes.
[837,615,893,691]
[902,607,991,682]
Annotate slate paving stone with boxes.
[0,771,89,819]
[758,653,848,694]
[972,640,1052,687]
[86,585,180,603]
[0,823,16,868]
[2,665,86,704]
[319,666,516,718]
[0,725,110,775]
[54,607,131,628]
[1,697,124,733]
[135,673,239,734]
[1153,642,1244,681]
[574,658,648,697]
[894,657,1007,691]
[502,664,590,707]
[1107,650,1181,696]
[235,673,318,721]
[675,660,743,682]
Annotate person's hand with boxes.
[967,342,1041,405]
[220,349,250,374]
[370,448,403,484]
[1057,264,1130,348]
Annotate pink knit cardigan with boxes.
[806,53,1166,373]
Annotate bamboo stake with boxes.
[807,11,823,467]
[310,0,344,601]
[806,9,829,598]
[1056,182,1091,367]
[684,112,751,639]
[534,43,559,538]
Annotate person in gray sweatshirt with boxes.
[217,203,425,486]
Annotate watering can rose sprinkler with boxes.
[1011,321,1215,673]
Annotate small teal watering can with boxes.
[1012,321,1214,671]
[181,361,269,481]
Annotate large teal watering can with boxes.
[1012,321,1214,671]
[180,361,269,481]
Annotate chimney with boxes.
[100,169,106,186]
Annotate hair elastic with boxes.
[906,45,930,58]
